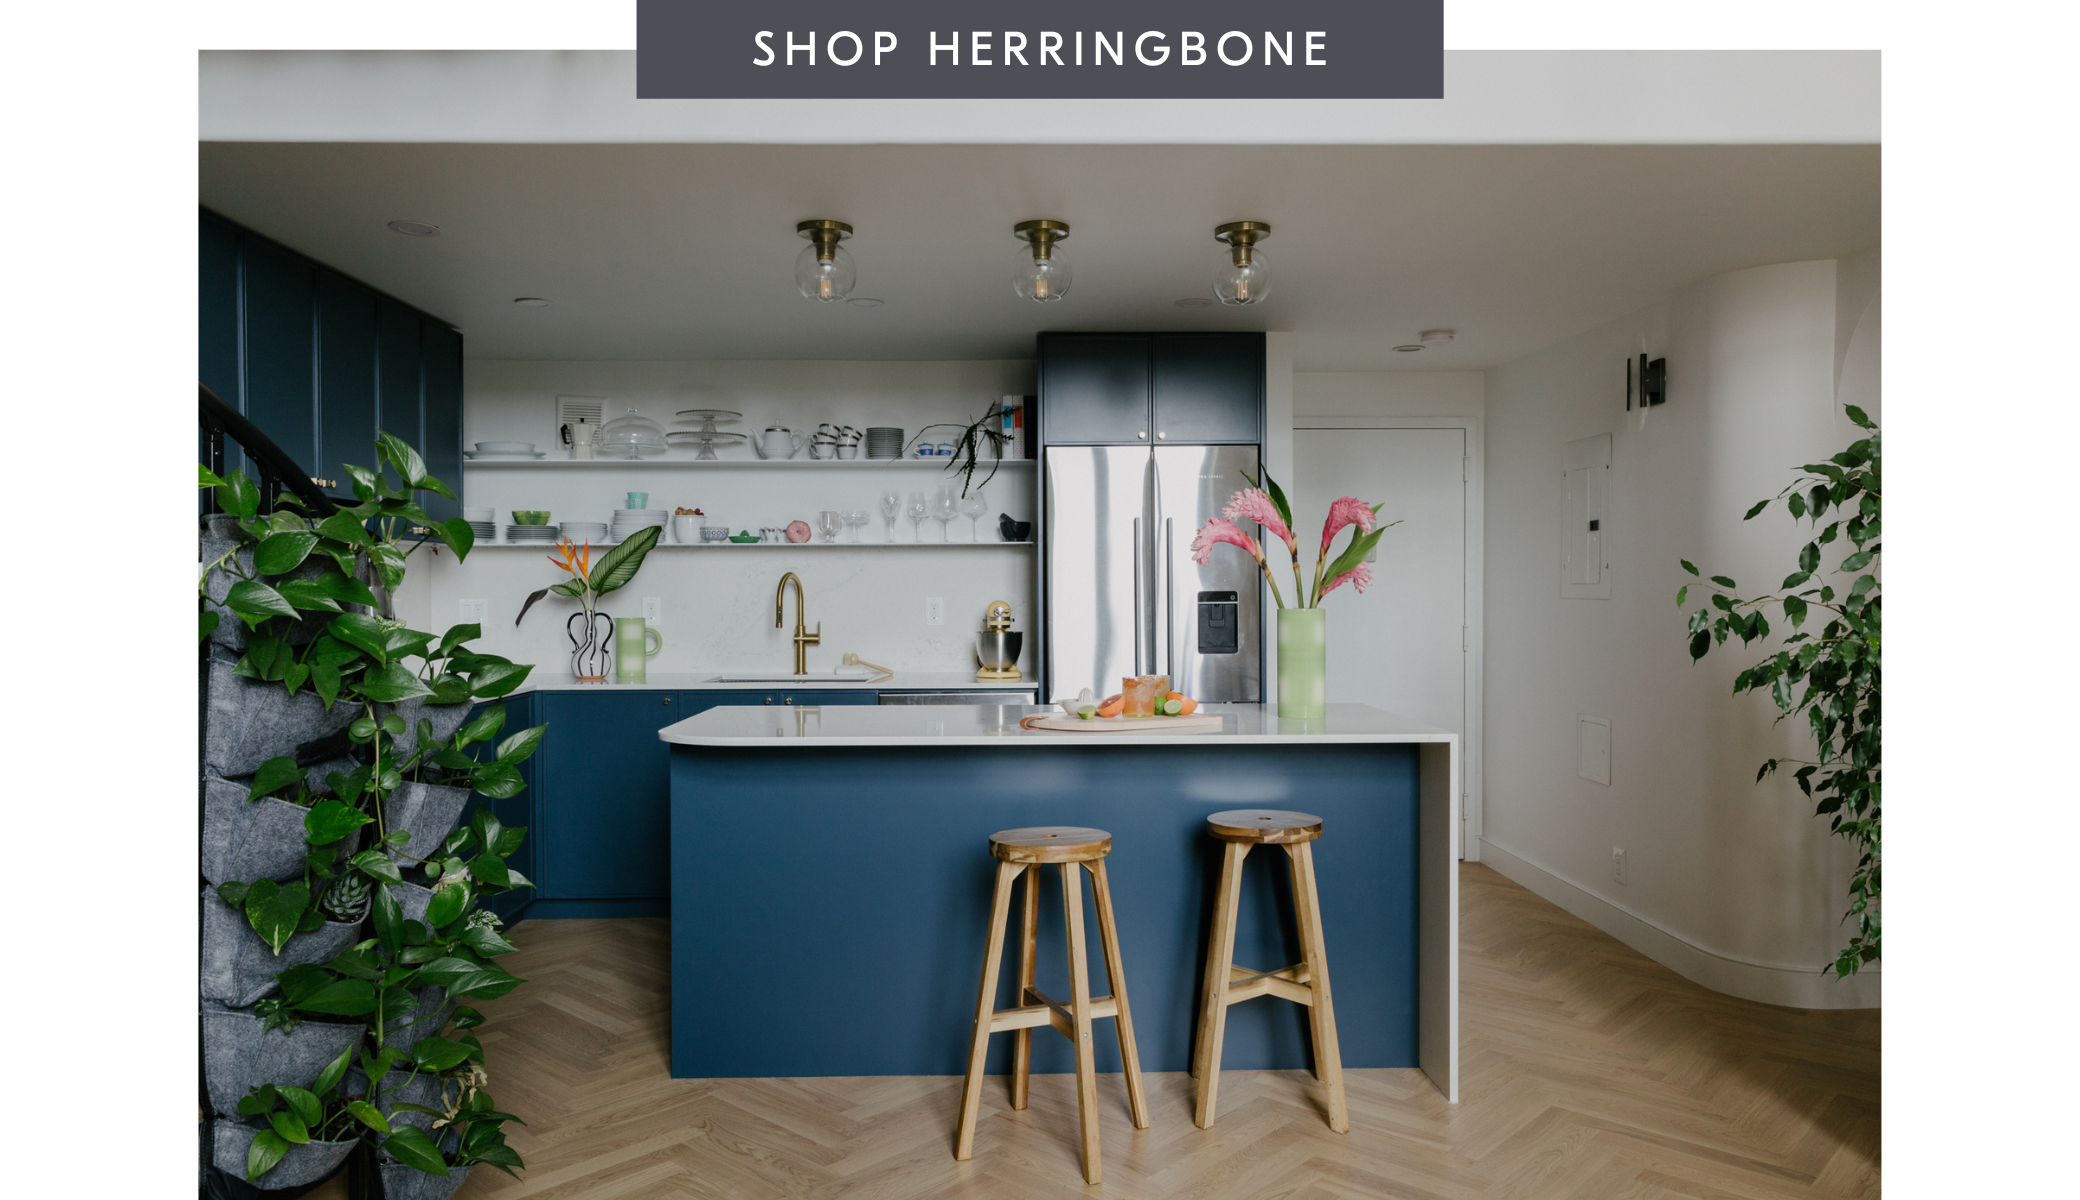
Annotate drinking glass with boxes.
[961,489,989,541]
[933,485,959,542]
[819,510,842,543]
[880,489,901,542]
[845,508,869,542]
[907,490,929,542]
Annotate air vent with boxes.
[555,395,606,446]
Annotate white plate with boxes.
[464,451,548,459]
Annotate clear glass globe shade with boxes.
[795,242,857,302]
[1013,247,1072,303]
[1213,252,1272,306]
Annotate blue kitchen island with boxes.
[661,703,1459,1100]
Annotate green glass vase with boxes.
[1277,607,1327,719]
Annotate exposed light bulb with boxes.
[1012,220,1072,303]
[1211,221,1273,307]
[794,220,857,303]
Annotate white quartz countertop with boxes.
[511,671,1038,694]
[659,702,1457,747]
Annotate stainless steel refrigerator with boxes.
[1044,444,1263,703]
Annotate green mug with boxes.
[613,616,664,683]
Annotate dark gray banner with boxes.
[637,0,1442,100]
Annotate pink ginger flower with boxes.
[1190,518,1261,566]
[1222,488,1295,553]
[1319,496,1377,555]
[1319,562,1373,599]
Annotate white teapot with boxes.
[754,426,806,459]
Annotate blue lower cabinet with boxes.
[678,689,880,714]
[484,692,540,924]
[532,690,683,915]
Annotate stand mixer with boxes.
[975,600,1023,681]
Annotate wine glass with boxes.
[845,508,869,543]
[907,490,929,542]
[933,484,959,543]
[819,510,842,543]
[879,489,901,542]
[961,489,989,541]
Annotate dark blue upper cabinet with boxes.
[418,322,465,521]
[199,212,242,478]
[1153,334,1264,445]
[317,271,378,497]
[1039,334,1151,445]
[242,239,319,478]
[1039,333,1264,447]
[376,298,422,456]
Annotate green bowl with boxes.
[512,510,551,526]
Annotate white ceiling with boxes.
[197,141,1879,371]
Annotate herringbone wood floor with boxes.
[307,864,1879,1198]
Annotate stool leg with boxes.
[956,860,1023,1160]
[1010,863,1040,1111]
[1287,841,1349,1133]
[1193,841,1250,1129]
[1087,859,1149,1129]
[1060,861,1102,1185]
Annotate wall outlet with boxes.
[924,597,944,626]
[643,596,663,625]
[1611,847,1627,884]
[458,599,489,626]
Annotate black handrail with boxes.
[199,383,341,518]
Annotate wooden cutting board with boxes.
[1022,713,1224,734]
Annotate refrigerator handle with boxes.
[1132,516,1145,675]
[1164,517,1176,679]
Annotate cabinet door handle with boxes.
[784,697,794,705]
[1137,430,1148,440]
[662,696,672,705]
[1156,431,1166,439]
[764,697,774,705]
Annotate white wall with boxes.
[1480,257,1880,1009]
[406,358,1042,680]
[1296,371,1486,419]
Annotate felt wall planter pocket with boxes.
[377,985,455,1060]
[199,887,363,1008]
[201,774,321,886]
[201,1002,363,1118]
[381,783,472,868]
[211,1120,357,1190]
[205,651,361,778]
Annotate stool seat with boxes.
[990,826,1113,863]
[1205,809,1324,845]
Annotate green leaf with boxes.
[218,471,260,521]
[246,1129,290,1181]
[254,531,319,575]
[494,827,527,858]
[425,883,469,930]
[304,799,372,845]
[586,524,662,596]
[1798,541,1820,574]
[313,1042,355,1096]
[314,570,378,608]
[1679,559,1699,576]
[358,661,434,704]
[416,956,525,1000]
[381,1125,450,1176]
[371,883,404,955]
[470,761,524,799]
[274,579,344,614]
[268,1107,310,1145]
[412,1034,476,1072]
[346,1100,392,1135]
[1708,575,1736,589]
[459,921,517,957]
[246,880,311,955]
[200,463,227,488]
[1689,631,1710,660]
[1674,585,1687,607]
[468,853,512,890]
[455,707,505,746]
[350,850,406,885]
[377,431,430,488]
[301,978,379,1015]
[280,1085,323,1129]
[329,613,392,663]
[1320,525,1389,593]
[493,724,545,765]
[1844,403,1873,429]
[1743,499,1769,520]
[225,580,298,624]
[468,662,533,700]
[1787,492,1806,519]
[246,757,303,802]
[469,805,504,856]
[435,517,475,560]
[200,610,221,642]
[316,511,374,547]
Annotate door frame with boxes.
[1293,415,1484,861]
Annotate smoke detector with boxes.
[1418,328,1456,348]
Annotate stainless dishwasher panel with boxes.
[877,691,1039,705]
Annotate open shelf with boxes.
[463,458,1037,470]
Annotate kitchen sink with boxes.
[707,674,854,683]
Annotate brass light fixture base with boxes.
[1014,219,1071,259]
[1214,221,1271,266]
[797,219,854,259]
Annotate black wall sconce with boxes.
[1627,353,1667,411]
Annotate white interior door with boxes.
[1293,426,1472,855]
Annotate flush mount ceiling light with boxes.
[386,220,441,237]
[795,220,856,303]
[1012,220,1072,303]
[1419,328,1456,348]
[513,297,550,307]
[1174,297,1214,309]
[1211,221,1272,305]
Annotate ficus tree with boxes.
[1679,405,1880,977]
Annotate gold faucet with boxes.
[775,571,821,674]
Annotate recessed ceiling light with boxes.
[846,297,885,308]
[1174,297,1214,309]
[387,220,441,237]
[512,297,550,307]
[1394,344,1424,352]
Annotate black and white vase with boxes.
[568,609,612,682]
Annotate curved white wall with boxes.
[1481,257,1880,1009]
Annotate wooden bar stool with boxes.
[1191,809,1349,1133]
[955,826,1149,1184]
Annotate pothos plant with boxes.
[199,432,537,1184]
[1678,405,1881,977]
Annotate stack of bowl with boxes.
[507,510,557,544]
[463,507,496,545]
[559,520,607,546]
[865,427,904,460]
[611,508,668,542]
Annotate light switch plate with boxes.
[925,597,944,626]
[642,597,663,625]
[458,599,489,626]
[1577,715,1611,785]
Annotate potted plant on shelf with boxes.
[1190,468,1399,718]
[515,528,662,681]
[1677,405,1881,978]
[908,400,1016,498]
